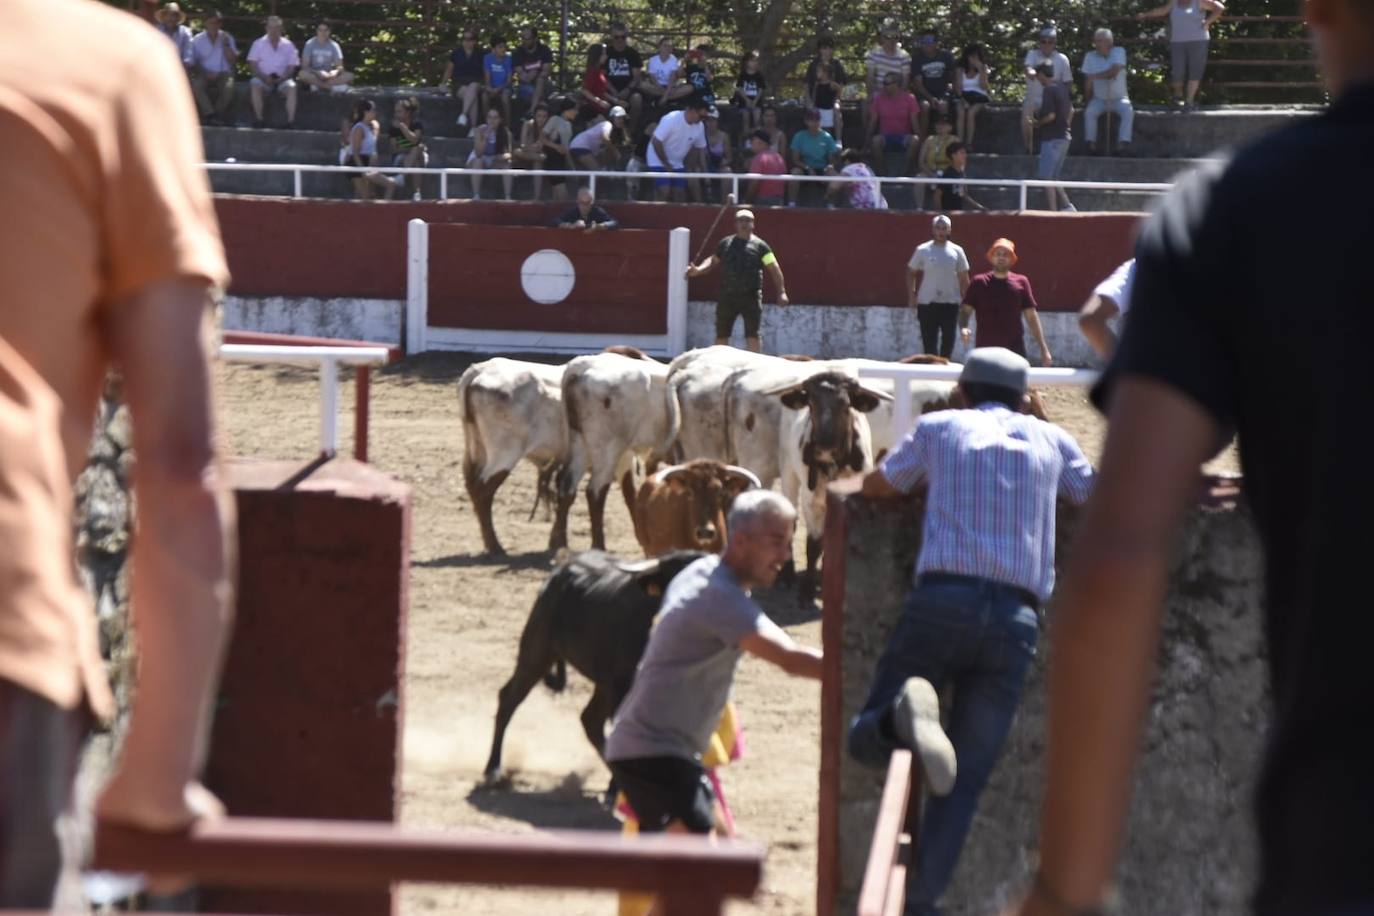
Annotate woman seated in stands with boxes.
[513,102,550,200]
[467,107,513,200]
[955,44,990,151]
[731,50,766,131]
[580,43,613,120]
[441,29,485,132]
[388,97,426,201]
[917,114,960,206]
[700,107,733,203]
[340,98,402,200]
[758,105,788,163]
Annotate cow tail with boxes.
[656,374,683,463]
[543,658,567,692]
[721,367,746,464]
[458,365,485,482]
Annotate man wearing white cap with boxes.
[850,347,1094,916]
[686,209,790,352]
[1022,25,1072,153]
[907,215,970,358]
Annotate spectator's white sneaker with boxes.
[892,677,956,796]
[412,192,422,202]
[1061,203,1078,212]
[457,113,469,127]
[330,84,352,95]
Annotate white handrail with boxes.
[857,364,1101,435]
[202,161,1176,202]
[219,344,391,456]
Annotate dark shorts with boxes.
[609,756,716,834]
[716,296,763,339]
[960,91,989,106]
[881,134,910,153]
[650,165,687,190]
[545,149,568,186]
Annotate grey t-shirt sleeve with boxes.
[694,571,769,647]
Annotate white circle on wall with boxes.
[520,249,576,305]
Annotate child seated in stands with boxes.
[731,50,766,131]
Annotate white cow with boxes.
[560,350,672,550]
[457,357,569,556]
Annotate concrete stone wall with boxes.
[223,295,403,345]
[822,487,1266,915]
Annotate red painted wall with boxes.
[427,225,669,333]
[214,198,1143,312]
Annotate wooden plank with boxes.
[881,857,908,916]
[856,751,914,916]
[1211,80,1324,88]
[94,818,763,899]
[1210,58,1318,67]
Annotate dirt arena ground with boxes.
[218,354,1239,916]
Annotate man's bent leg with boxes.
[909,597,1038,913]
[190,73,214,117]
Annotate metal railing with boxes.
[203,162,1175,210]
[858,363,1101,433]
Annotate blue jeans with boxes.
[848,577,1040,916]
[1037,138,1070,179]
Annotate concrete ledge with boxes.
[223,296,403,346]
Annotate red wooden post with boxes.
[354,366,371,463]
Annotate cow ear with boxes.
[780,390,809,410]
[850,389,882,412]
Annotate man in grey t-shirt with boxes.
[907,214,971,359]
[298,22,353,93]
[605,490,823,835]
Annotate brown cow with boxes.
[632,460,762,557]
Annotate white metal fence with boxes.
[202,162,1173,210]
[857,363,1101,432]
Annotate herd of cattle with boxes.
[458,344,982,599]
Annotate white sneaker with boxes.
[457,113,469,127]
[412,191,422,202]
[892,677,956,796]
[330,84,352,95]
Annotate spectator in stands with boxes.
[483,36,513,126]
[248,16,299,128]
[512,26,553,112]
[683,45,716,108]
[298,22,353,94]
[732,50,767,131]
[441,29,484,131]
[341,99,400,200]
[570,106,628,172]
[1022,25,1072,153]
[1082,28,1133,154]
[644,37,692,108]
[1030,62,1075,210]
[388,97,426,201]
[626,117,656,199]
[189,10,237,126]
[932,141,981,211]
[1135,0,1225,109]
[828,147,888,210]
[557,188,619,231]
[867,71,920,178]
[648,97,709,202]
[805,38,847,140]
[866,19,912,105]
[580,43,614,118]
[759,105,788,161]
[907,215,971,358]
[604,23,646,128]
[746,130,787,207]
[513,103,550,200]
[954,44,990,151]
[789,108,839,207]
[960,238,1052,370]
[1076,258,1134,359]
[913,28,957,137]
[542,97,578,202]
[467,106,514,201]
[701,108,734,203]
[154,2,194,73]
[917,114,959,207]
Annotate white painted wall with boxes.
[223,296,403,345]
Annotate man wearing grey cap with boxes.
[849,347,1094,916]
[907,214,970,358]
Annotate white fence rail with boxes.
[858,363,1101,432]
[202,162,1173,209]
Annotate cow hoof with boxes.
[484,544,508,558]
[482,766,507,786]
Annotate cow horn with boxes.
[858,383,895,402]
[723,465,762,489]
[762,380,807,398]
[618,558,660,573]
[650,464,690,485]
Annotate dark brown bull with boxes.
[631,460,762,557]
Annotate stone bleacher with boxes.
[204,83,1317,210]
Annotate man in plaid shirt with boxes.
[848,347,1094,916]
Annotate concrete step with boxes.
[217,84,479,137]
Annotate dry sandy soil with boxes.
[218,356,1239,916]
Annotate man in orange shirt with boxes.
[0,0,235,904]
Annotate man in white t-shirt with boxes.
[1022,25,1072,153]
[298,22,353,93]
[1078,258,1134,359]
[907,215,971,358]
[647,98,709,202]
[1081,28,1133,155]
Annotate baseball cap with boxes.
[750,128,771,144]
[688,96,712,111]
[1040,25,1058,38]
[960,348,1030,395]
[735,209,756,221]
[609,105,627,119]
[931,214,952,229]
[706,106,721,119]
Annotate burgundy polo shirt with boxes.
[965,270,1037,355]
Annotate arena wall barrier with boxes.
[819,477,1265,916]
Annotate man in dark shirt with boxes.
[685,209,790,352]
[511,25,552,111]
[555,187,618,231]
[1030,62,1074,211]
[913,28,957,136]
[603,22,646,126]
[683,45,716,109]
[1007,2,1374,915]
[960,238,1050,364]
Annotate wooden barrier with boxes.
[93,817,764,916]
[856,751,920,916]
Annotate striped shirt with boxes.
[866,44,912,87]
[880,403,1094,600]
